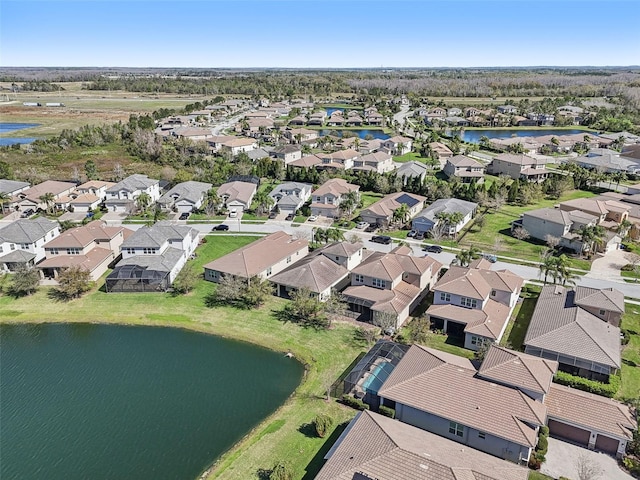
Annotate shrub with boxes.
[621,329,630,346]
[622,456,640,475]
[554,371,620,398]
[540,425,549,437]
[269,462,294,480]
[622,263,635,272]
[312,414,334,438]
[340,394,369,411]
[536,435,548,455]
[528,452,541,470]
[378,405,395,418]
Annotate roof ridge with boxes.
[574,317,619,366]
[516,390,546,425]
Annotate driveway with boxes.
[586,248,629,281]
[541,437,633,480]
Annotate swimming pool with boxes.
[361,361,395,394]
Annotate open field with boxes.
[619,306,640,401]
[0,236,366,480]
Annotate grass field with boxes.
[0,236,367,480]
[619,306,640,401]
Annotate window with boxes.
[460,297,477,308]
[599,309,605,316]
[20,243,30,250]
[49,248,59,255]
[372,278,385,289]
[10,244,15,251]
[286,256,292,264]
[440,292,451,302]
[0,246,3,253]
[478,432,486,439]
[66,248,80,255]
[354,274,364,283]
[125,248,135,255]
[143,247,158,255]
[470,335,485,347]
[449,422,464,437]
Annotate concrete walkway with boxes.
[542,437,633,480]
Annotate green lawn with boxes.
[392,152,429,164]
[501,292,539,350]
[359,192,384,209]
[528,472,554,480]
[619,306,640,401]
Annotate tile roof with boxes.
[546,384,636,440]
[0,218,58,244]
[524,285,621,369]
[523,207,573,225]
[414,198,478,221]
[378,345,546,447]
[426,299,511,340]
[448,155,484,168]
[268,247,348,293]
[321,241,363,258]
[361,192,426,219]
[495,153,542,166]
[203,231,308,279]
[44,221,129,248]
[312,178,359,198]
[434,266,492,299]
[316,410,529,480]
[121,223,196,249]
[0,249,36,263]
[112,247,184,273]
[37,247,113,272]
[478,345,558,395]
[396,161,428,178]
[15,180,76,202]
[574,286,625,313]
[216,181,257,206]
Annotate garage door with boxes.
[548,419,590,446]
[595,434,619,454]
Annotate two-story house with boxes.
[69,180,115,212]
[204,231,308,283]
[426,260,523,350]
[317,149,360,171]
[360,192,426,228]
[428,141,454,168]
[488,153,549,182]
[104,174,160,213]
[12,180,77,213]
[342,245,442,328]
[412,198,478,237]
[37,221,132,281]
[497,105,518,114]
[382,136,412,155]
[273,145,302,164]
[309,178,360,218]
[269,182,313,215]
[443,155,485,183]
[105,222,198,292]
[352,151,395,174]
[0,218,60,272]
[157,181,212,214]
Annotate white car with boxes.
[308,215,318,222]
[228,209,238,218]
[356,222,369,229]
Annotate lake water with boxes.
[0,122,41,146]
[459,128,587,144]
[0,323,303,480]
[318,129,390,140]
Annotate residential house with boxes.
[12,180,76,212]
[104,174,160,213]
[246,148,270,162]
[488,153,549,182]
[366,110,384,126]
[317,149,360,171]
[444,116,469,127]
[443,155,485,183]
[524,284,622,381]
[345,113,363,126]
[327,111,345,126]
[377,345,546,463]
[287,115,307,126]
[105,223,199,292]
[269,182,313,214]
[38,221,131,282]
[559,197,630,232]
[358,138,384,154]
[428,141,454,168]
[283,127,318,143]
[74,180,114,201]
[342,245,442,327]
[497,105,518,114]
[447,107,462,116]
[526,113,555,126]
[307,111,326,125]
[352,151,395,174]
[396,161,429,183]
[310,178,360,218]
[270,242,364,301]
[220,136,258,156]
[171,126,214,142]
[426,262,523,350]
[288,154,323,169]
[216,181,257,213]
[359,192,426,228]
[412,198,478,237]
[203,231,308,283]
[157,181,212,213]
[0,218,60,272]
[316,410,529,480]
[242,117,274,137]
[0,179,30,197]
[273,145,302,164]
[574,150,640,175]
[382,136,412,155]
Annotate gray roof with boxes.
[246,148,270,161]
[106,174,158,193]
[316,410,529,480]
[158,181,211,205]
[0,179,30,194]
[121,222,196,249]
[269,182,312,196]
[110,247,184,274]
[0,218,58,244]
[396,161,428,178]
[277,194,302,207]
[0,249,36,264]
[524,285,621,369]
[415,198,477,221]
[576,152,640,173]
[523,207,573,226]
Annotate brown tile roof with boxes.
[387,135,412,144]
[329,148,360,161]
[343,282,421,315]
[222,137,256,147]
[216,181,257,206]
[312,178,359,197]
[378,345,546,448]
[37,247,113,272]
[352,249,439,282]
[289,154,323,168]
[76,180,115,190]
[360,151,392,164]
[546,384,636,440]
[574,286,625,313]
[16,180,76,201]
[435,266,492,299]
[203,231,308,279]
[44,221,129,249]
[524,285,621,369]
[477,268,524,294]
[321,241,363,258]
[69,193,100,205]
[426,299,511,340]
[316,410,529,480]
[478,345,558,395]
[448,155,484,168]
[360,191,426,219]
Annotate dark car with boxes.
[370,235,392,245]
[179,212,190,220]
[365,224,378,233]
[268,211,278,219]
[20,209,35,218]
[424,245,443,253]
[212,224,229,231]
[414,231,425,241]
[285,213,295,221]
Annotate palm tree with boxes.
[39,192,55,215]
[204,189,222,216]
[135,192,152,214]
[392,203,410,226]
[610,171,626,190]
[578,225,606,257]
[253,190,274,216]
[455,247,481,267]
[554,254,577,286]
[617,219,632,238]
[339,191,359,219]
[538,253,557,284]
[327,228,345,243]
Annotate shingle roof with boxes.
[546,384,636,440]
[0,249,36,264]
[448,155,484,168]
[0,218,58,244]
[121,223,196,249]
[523,207,573,225]
[414,198,478,221]
[203,231,308,279]
[428,299,511,340]
[478,345,558,395]
[158,181,212,205]
[378,345,546,448]
[524,285,621,369]
[106,174,158,193]
[396,161,428,178]
[315,410,529,480]
[111,247,184,273]
[216,181,256,206]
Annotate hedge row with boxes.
[553,371,620,398]
[340,394,369,410]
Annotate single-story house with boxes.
[412,198,478,237]
[216,181,257,213]
[359,192,426,228]
[158,181,212,213]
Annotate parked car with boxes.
[268,211,278,219]
[370,235,392,245]
[365,224,378,233]
[86,211,95,218]
[414,231,425,241]
[482,253,497,263]
[179,212,189,220]
[356,221,369,230]
[308,215,318,222]
[212,224,229,231]
[20,209,35,218]
[285,213,294,221]
[424,245,443,254]
[228,209,238,218]
[407,230,416,238]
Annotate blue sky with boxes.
[1,1,639,68]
